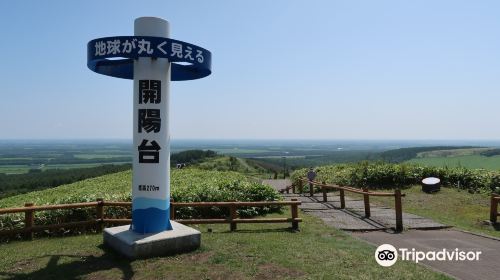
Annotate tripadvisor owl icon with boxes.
[375,244,398,267]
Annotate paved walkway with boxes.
[352,230,500,280]
[263,179,500,279]
[263,179,448,231]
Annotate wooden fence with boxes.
[490,194,500,223]
[292,178,405,232]
[0,199,302,240]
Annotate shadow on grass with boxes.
[226,228,297,233]
[491,223,500,231]
[0,244,134,280]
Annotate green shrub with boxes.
[0,169,281,240]
[292,162,500,192]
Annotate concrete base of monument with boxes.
[103,221,201,259]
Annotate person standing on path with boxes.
[307,167,317,194]
[307,167,317,181]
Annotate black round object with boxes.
[421,177,441,193]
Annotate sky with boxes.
[0,0,499,140]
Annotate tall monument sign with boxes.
[87,17,211,258]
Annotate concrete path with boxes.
[352,230,500,280]
[262,179,448,231]
[262,179,290,192]
[263,179,500,279]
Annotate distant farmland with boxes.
[407,155,500,171]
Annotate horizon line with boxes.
[2,138,500,142]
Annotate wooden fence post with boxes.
[96,198,104,231]
[339,188,345,209]
[170,199,175,220]
[362,188,370,218]
[286,186,290,194]
[299,180,303,193]
[291,198,299,231]
[229,203,237,231]
[395,189,403,232]
[322,181,327,202]
[309,182,314,197]
[292,183,296,194]
[491,194,498,224]
[24,203,34,240]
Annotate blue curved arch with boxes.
[87,36,212,81]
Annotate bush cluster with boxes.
[0,169,280,240]
[291,161,500,193]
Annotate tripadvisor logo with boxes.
[375,244,482,267]
[375,244,398,267]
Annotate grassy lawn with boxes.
[0,213,449,280]
[349,186,500,238]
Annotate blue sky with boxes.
[0,0,499,140]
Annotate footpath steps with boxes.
[283,193,448,231]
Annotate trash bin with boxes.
[421,177,441,193]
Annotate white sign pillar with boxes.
[131,17,172,233]
[88,16,211,257]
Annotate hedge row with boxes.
[0,169,281,240]
[291,162,500,193]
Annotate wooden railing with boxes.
[490,194,500,223]
[295,178,405,232]
[0,199,302,240]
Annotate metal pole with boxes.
[282,156,286,179]
[131,17,172,233]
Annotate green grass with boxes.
[349,185,500,238]
[0,168,277,207]
[406,155,500,171]
[0,213,449,280]
[194,156,270,177]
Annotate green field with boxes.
[0,165,31,174]
[416,148,490,158]
[407,155,500,171]
[0,166,448,279]
[193,156,270,177]
[73,154,130,159]
[0,142,132,175]
[212,148,270,154]
[0,213,448,280]
[0,168,277,208]
[0,162,131,175]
